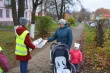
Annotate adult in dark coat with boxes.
[48,19,73,49]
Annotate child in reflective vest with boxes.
[70,43,82,73]
[0,47,9,73]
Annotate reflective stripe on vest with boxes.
[0,67,4,73]
[15,30,29,56]
[0,47,2,50]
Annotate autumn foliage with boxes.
[95,8,110,16]
[83,23,110,72]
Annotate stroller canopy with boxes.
[52,44,70,63]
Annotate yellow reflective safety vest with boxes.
[0,47,4,73]
[0,66,4,73]
[0,47,3,51]
[15,30,29,56]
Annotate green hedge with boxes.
[68,17,76,26]
[35,16,52,38]
[83,24,110,72]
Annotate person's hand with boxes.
[44,38,48,40]
[35,44,38,48]
[44,38,48,43]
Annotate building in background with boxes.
[64,7,73,22]
[0,0,12,26]
[90,12,95,21]
[104,14,110,19]
[95,14,110,20]
[0,0,33,26]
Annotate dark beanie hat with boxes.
[19,17,28,26]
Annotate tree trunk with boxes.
[31,0,41,24]
[31,9,36,24]
[30,0,42,38]
[30,6,36,39]
[60,0,64,19]
[55,0,60,20]
[63,1,66,18]
[11,0,19,36]
[18,0,25,24]
[30,0,41,38]
[96,20,104,47]
[11,0,18,26]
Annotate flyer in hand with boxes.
[32,38,47,48]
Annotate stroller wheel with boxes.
[71,64,76,73]
[50,63,53,69]
[51,66,55,73]
[50,65,54,70]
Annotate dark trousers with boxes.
[20,61,28,73]
[73,64,79,72]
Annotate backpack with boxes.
[0,52,9,72]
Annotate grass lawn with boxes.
[0,30,16,67]
[50,24,59,32]
[0,25,14,30]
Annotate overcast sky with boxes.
[75,0,110,12]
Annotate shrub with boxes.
[35,16,52,38]
[68,17,76,26]
[83,24,110,72]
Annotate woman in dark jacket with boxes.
[48,19,73,49]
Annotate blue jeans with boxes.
[20,61,28,73]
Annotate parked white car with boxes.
[89,22,97,27]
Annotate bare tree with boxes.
[95,8,110,16]
[11,0,25,26]
[80,8,91,21]
[45,0,82,20]
[18,0,25,24]
[74,8,91,23]
[11,0,25,35]
[11,0,18,26]
[44,0,57,18]
[31,0,42,24]
[30,0,42,39]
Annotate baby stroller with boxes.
[50,43,76,73]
